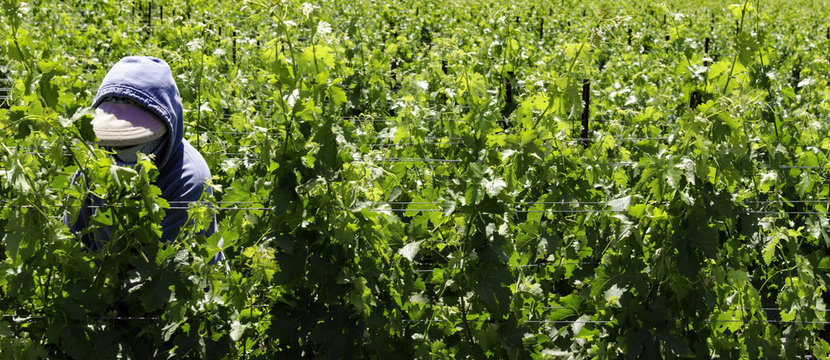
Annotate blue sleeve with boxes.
[158,142,225,263]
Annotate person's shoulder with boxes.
[156,140,212,200]
[180,140,210,172]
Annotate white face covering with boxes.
[113,135,166,165]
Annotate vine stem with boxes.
[9,16,31,73]
[459,293,475,345]
[722,0,750,95]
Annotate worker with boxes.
[68,56,223,261]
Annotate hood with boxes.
[92,56,184,169]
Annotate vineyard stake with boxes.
[441,60,448,104]
[581,79,590,148]
[503,71,514,119]
[792,65,801,94]
[704,37,710,66]
[147,1,152,37]
[690,90,701,109]
[391,57,398,93]
[160,5,163,22]
[539,18,544,40]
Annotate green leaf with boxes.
[109,165,138,189]
[481,177,506,197]
[230,319,247,342]
[571,314,590,336]
[399,240,423,262]
[604,284,626,307]
[0,320,11,337]
[2,231,22,261]
[762,235,778,266]
[607,196,631,212]
[688,223,718,258]
[473,257,512,316]
[75,112,97,142]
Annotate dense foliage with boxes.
[2,0,830,358]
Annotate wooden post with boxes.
[500,71,516,127]
[704,37,710,66]
[233,30,237,64]
[391,57,398,92]
[441,60,448,104]
[580,79,590,147]
[504,71,514,111]
[440,60,448,104]
[793,66,801,94]
[389,57,398,116]
[146,1,151,38]
[690,90,700,109]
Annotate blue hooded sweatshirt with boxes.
[69,56,221,259]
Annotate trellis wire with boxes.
[3,198,830,215]
[6,313,823,325]
[11,197,827,208]
[410,262,599,274]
